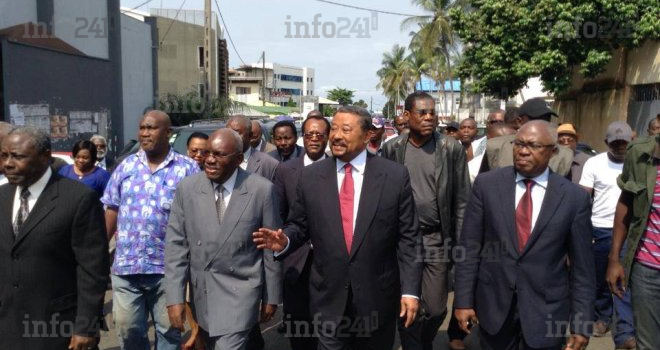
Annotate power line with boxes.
[313,0,418,17]
[159,0,188,46]
[214,0,246,66]
[121,0,155,13]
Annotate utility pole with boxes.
[262,51,266,106]
[203,0,212,118]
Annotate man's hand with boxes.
[253,228,288,252]
[399,297,419,328]
[606,259,627,299]
[260,303,278,323]
[68,335,97,350]
[167,303,186,332]
[454,308,479,334]
[565,333,589,350]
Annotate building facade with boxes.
[230,62,315,107]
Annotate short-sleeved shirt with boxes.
[58,164,111,198]
[405,138,440,227]
[101,148,199,275]
[579,152,623,228]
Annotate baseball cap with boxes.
[606,121,633,144]
[519,98,558,120]
[557,123,577,136]
[371,115,385,129]
[446,121,459,131]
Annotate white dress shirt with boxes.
[12,167,52,223]
[514,168,549,232]
[213,169,238,207]
[335,150,367,233]
[240,147,253,171]
[0,174,8,186]
[303,153,326,167]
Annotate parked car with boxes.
[576,142,598,156]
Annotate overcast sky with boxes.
[121,0,425,111]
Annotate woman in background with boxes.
[58,140,111,197]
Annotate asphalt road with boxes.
[98,291,616,350]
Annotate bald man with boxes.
[166,129,281,350]
[456,120,594,350]
[101,110,200,350]
[250,120,277,153]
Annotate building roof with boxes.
[0,23,84,56]
[250,105,299,115]
[318,97,339,105]
[415,78,461,92]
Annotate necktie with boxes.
[215,185,226,224]
[515,179,534,252]
[13,187,31,236]
[339,163,354,254]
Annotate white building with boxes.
[230,62,315,106]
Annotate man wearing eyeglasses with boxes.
[455,120,595,350]
[272,113,330,350]
[382,91,470,350]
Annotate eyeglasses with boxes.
[488,120,505,125]
[303,132,326,140]
[207,151,239,160]
[511,140,555,151]
[189,149,209,156]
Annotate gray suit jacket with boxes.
[486,134,573,176]
[165,169,282,337]
[247,148,279,181]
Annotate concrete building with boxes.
[230,62,315,107]
[0,0,134,153]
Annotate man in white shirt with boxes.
[579,121,636,349]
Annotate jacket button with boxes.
[229,267,235,272]
[197,240,201,246]
[13,283,19,288]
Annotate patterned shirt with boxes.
[635,165,660,269]
[102,148,199,275]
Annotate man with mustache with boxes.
[101,110,199,350]
[90,134,115,171]
[382,91,470,350]
[273,113,330,350]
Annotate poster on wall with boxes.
[50,115,69,139]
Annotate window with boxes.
[199,84,205,97]
[198,46,204,68]
[236,87,251,94]
[279,74,303,82]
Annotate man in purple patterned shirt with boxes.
[102,110,199,350]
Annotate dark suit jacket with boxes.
[273,157,310,283]
[268,145,304,162]
[0,174,109,350]
[280,154,423,328]
[247,149,279,181]
[454,167,595,348]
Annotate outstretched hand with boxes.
[252,228,288,252]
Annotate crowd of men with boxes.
[0,92,659,350]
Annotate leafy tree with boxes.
[377,45,415,107]
[321,105,336,117]
[287,97,297,107]
[450,0,659,98]
[353,99,369,109]
[327,87,355,106]
[382,99,399,119]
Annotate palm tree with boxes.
[376,44,415,108]
[403,0,465,117]
[407,48,430,89]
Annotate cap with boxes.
[371,116,385,129]
[446,121,459,130]
[557,123,577,136]
[606,121,633,144]
[519,98,558,119]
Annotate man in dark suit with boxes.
[0,126,109,350]
[227,115,279,181]
[268,120,304,162]
[250,120,277,153]
[454,120,595,350]
[273,113,330,350]
[254,106,423,349]
[90,134,115,171]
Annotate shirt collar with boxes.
[214,168,238,194]
[515,167,549,189]
[244,147,252,161]
[304,153,326,166]
[20,166,52,199]
[336,149,367,175]
[137,147,175,172]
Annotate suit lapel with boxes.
[350,156,384,259]
[521,173,566,256]
[13,176,58,248]
[206,170,251,267]
[499,168,519,259]
[0,185,16,243]
[197,176,221,259]
[247,153,262,175]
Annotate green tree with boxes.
[450,0,659,97]
[377,44,415,107]
[327,87,355,106]
[156,92,245,126]
[287,97,297,107]
[353,99,369,109]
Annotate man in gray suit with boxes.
[227,115,279,181]
[165,129,282,350]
